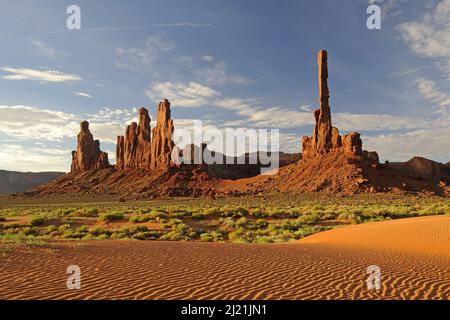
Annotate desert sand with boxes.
[0,215,448,300]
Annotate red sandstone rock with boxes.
[314,50,333,152]
[116,136,125,170]
[342,132,362,156]
[115,102,174,173]
[364,150,380,163]
[71,121,109,172]
[150,99,174,172]
[136,107,152,168]
[331,127,342,148]
[302,50,364,159]
[116,107,153,170]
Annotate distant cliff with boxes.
[0,170,64,195]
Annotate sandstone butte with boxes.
[70,121,109,172]
[36,50,448,198]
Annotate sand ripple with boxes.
[0,216,449,300]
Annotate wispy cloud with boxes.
[115,36,176,71]
[416,78,450,115]
[194,60,252,86]
[398,0,450,76]
[387,66,428,78]
[1,67,81,83]
[397,0,450,115]
[29,39,58,58]
[73,91,93,98]
[152,23,212,28]
[146,81,220,107]
[201,55,214,62]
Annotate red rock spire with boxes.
[71,121,109,171]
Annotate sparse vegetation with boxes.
[29,216,45,226]
[0,194,448,244]
[98,212,124,222]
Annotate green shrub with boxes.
[296,213,320,225]
[98,212,124,222]
[53,208,76,217]
[253,236,274,244]
[110,232,126,240]
[148,211,167,220]
[232,237,250,244]
[46,225,58,233]
[29,216,45,226]
[129,215,150,223]
[76,226,89,233]
[200,232,214,242]
[88,227,109,236]
[192,212,206,219]
[145,231,161,239]
[58,224,72,232]
[20,227,35,236]
[249,208,265,217]
[71,208,99,217]
[132,232,146,240]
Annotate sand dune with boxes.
[0,216,448,300]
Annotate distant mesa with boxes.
[0,170,64,195]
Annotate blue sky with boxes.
[0,0,449,171]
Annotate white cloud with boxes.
[0,144,70,172]
[300,105,312,112]
[1,102,448,171]
[194,61,252,86]
[73,91,93,98]
[0,105,136,144]
[213,98,258,117]
[1,68,81,83]
[30,40,58,58]
[212,96,434,131]
[365,127,450,163]
[0,105,78,140]
[415,78,450,114]
[397,1,450,116]
[333,113,431,131]
[247,107,313,128]
[201,55,214,62]
[398,0,450,76]
[115,36,175,71]
[146,81,220,107]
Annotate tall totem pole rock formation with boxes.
[314,50,333,151]
[115,99,174,173]
[302,50,365,160]
[71,121,109,172]
[150,99,174,172]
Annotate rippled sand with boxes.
[1,216,449,300]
